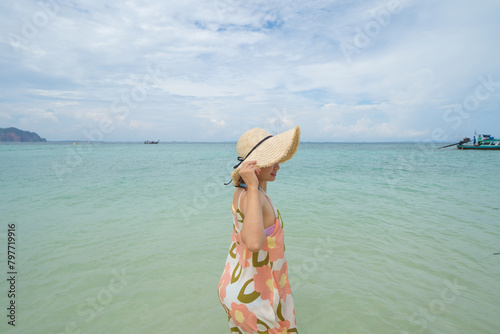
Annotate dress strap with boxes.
[237,188,245,211]
[233,187,246,234]
[234,184,278,232]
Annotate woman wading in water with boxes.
[218,126,300,333]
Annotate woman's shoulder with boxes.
[232,186,267,211]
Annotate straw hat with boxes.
[230,125,301,186]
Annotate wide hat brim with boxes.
[231,125,300,185]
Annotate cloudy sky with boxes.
[1,0,499,142]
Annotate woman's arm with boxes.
[238,161,265,252]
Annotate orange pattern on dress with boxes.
[218,193,298,334]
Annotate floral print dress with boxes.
[218,188,298,333]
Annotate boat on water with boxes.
[439,133,500,150]
[144,140,160,144]
[457,134,500,150]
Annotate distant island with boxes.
[0,127,47,142]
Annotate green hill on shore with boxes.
[0,127,47,142]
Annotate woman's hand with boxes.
[239,160,260,188]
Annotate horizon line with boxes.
[1,140,455,144]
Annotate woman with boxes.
[218,126,300,333]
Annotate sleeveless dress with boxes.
[218,188,298,333]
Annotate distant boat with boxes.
[144,140,160,144]
[458,134,500,150]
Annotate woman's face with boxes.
[257,163,280,182]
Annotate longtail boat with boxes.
[458,134,500,150]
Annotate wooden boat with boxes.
[457,134,500,150]
[144,140,160,144]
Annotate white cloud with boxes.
[210,118,227,128]
[129,120,156,131]
[1,0,499,141]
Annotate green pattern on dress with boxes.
[257,319,271,333]
[252,250,269,267]
[277,301,285,321]
[229,242,237,259]
[230,326,242,333]
[237,278,261,303]
[231,262,242,283]
[236,208,244,225]
[219,191,297,333]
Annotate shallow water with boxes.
[0,142,499,333]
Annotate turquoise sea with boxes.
[1,142,499,334]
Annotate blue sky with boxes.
[1,0,499,142]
